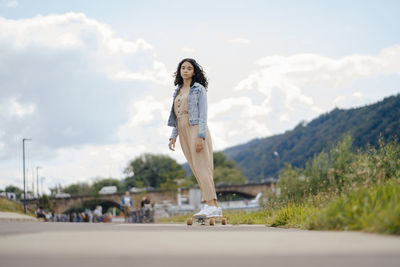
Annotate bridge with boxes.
[25,182,274,214]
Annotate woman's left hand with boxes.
[195,137,205,152]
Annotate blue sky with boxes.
[1,0,399,193]
[3,0,399,54]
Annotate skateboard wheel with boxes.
[221,218,227,225]
[209,218,215,226]
[187,218,193,226]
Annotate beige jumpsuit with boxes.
[174,90,217,203]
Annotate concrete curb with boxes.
[0,212,38,222]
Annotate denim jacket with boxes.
[167,82,208,140]
[120,196,132,209]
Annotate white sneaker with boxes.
[193,204,209,217]
[204,206,223,218]
[217,207,223,217]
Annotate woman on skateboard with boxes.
[168,58,222,219]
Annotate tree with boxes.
[49,184,60,196]
[214,152,236,169]
[213,152,247,185]
[92,178,123,193]
[38,194,53,211]
[63,182,93,196]
[124,153,185,190]
[214,167,247,185]
[5,185,23,199]
[223,94,400,182]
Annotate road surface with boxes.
[1,221,399,267]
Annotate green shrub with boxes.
[263,135,400,234]
[308,178,400,234]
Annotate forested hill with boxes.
[223,94,400,182]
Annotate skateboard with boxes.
[186,215,227,226]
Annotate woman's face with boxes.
[180,61,194,79]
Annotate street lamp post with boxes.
[273,151,280,179]
[36,166,42,198]
[22,138,32,214]
[262,152,266,182]
[41,177,45,196]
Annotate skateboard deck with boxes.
[186,215,227,226]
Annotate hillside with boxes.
[223,94,400,182]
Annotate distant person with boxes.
[35,206,47,221]
[93,205,102,223]
[85,208,93,223]
[141,196,154,223]
[77,212,82,222]
[140,196,150,208]
[167,58,222,218]
[71,212,78,222]
[120,191,132,223]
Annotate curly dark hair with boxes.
[173,58,208,89]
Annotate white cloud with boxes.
[229,38,250,44]
[182,47,196,53]
[353,91,363,98]
[235,45,400,123]
[111,59,171,85]
[0,12,171,153]
[0,97,35,118]
[207,97,272,148]
[0,12,176,189]
[0,13,152,52]
[117,95,170,142]
[0,13,169,85]
[255,46,400,87]
[333,91,366,108]
[9,98,35,118]
[279,114,290,122]
[1,0,18,8]
[45,143,147,182]
[209,96,272,119]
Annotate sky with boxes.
[1,0,399,194]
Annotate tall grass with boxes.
[309,178,400,234]
[0,197,35,216]
[264,134,400,234]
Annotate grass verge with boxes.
[308,178,400,234]
[265,178,400,234]
[0,197,35,216]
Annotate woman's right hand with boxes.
[168,138,176,151]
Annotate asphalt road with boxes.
[1,221,400,267]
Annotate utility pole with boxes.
[31,168,35,197]
[274,151,280,179]
[36,166,42,197]
[41,177,45,196]
[262,152,265,182]
[31,179,34,198]
[22,138,32,214]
